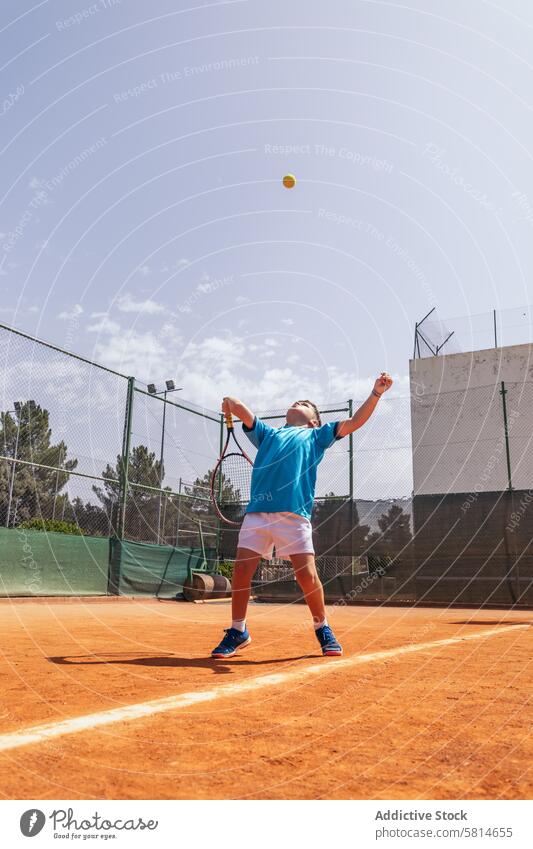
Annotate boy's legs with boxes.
[211,547,261,658]
[290,552,342,655]
[290,553,326,626]
[231,547,262,622]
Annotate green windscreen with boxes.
[109,538,217,598]
[0,527,109,596]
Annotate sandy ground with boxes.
[0,598,531,799]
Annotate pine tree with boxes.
[0,402,77,526]
[93,444,163,541]
[312,493,371,556]
[176,468,233,542]
[367,504,412,572]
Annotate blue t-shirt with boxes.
[242,417,342,520]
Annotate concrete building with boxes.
[410,343,533,496]
[407,343,533,606]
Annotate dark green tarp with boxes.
[0,527,109,596]
[109,537,216,598]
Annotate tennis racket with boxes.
[211,411,253,526]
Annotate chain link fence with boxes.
[1,321,531,605]
[0,322,416,597]
[0,324,126,537]
[415,305,533,357]
[253,380,533,606]
[0,324,224,555]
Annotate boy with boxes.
[211,373,393,658]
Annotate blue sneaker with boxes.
[211,627,251,658]
[315,625,343,656]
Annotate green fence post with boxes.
[109,376,134,595]
[500,381,517,603]
[117,376,135,539]
[348,399,354,499]
[500,381,513,491]
[175,477,182,547]
[348,399,355,566]
[215,412,224,563]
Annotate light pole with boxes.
[147,380,182,544]
[175,476,182,547]
[5,400,35,528]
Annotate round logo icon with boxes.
[20,809,46,837]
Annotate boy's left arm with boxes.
[336,372,393,438]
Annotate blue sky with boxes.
[2,0,533,421]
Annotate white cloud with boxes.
[91,330,168,378]
[116,293,165,314]
[81,320,411,429]
[235,296,249,304]
[58,304,83,320]
[160,321,178,339]
[87,316,121,334]
[324,367,410,403]
[138,265,151,277]
[0,256,13,276]
[186,336,247,367]
[281,318,294,326]
[28,177,52,205]
[248,339,280,352]
[167,258,189,271]
[0,356,129,452]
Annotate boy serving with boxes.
[211,373,393,658]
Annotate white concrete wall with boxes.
[409,344,533,495]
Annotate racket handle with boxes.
[224,411,234,430]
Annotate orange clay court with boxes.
[0,598,531,801]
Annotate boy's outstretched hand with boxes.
[336,372,394,437]
[374,372,393,396]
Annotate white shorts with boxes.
[237,511,314,559]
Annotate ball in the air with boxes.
[283,174,296,189]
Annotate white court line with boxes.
[0,624,529,754]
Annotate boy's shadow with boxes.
[48,653,313,675]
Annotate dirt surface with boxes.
[0,599,531,799]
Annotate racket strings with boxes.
[213,453,252,524]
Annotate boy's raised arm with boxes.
[336,373,393,438]
[222,396,255,429]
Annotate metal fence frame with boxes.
[1,322,128,535]
[0,323,224,546]
[0,323,355,561]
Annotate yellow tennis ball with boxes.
[283,174,296,189]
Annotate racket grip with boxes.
[225,411,234,429]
